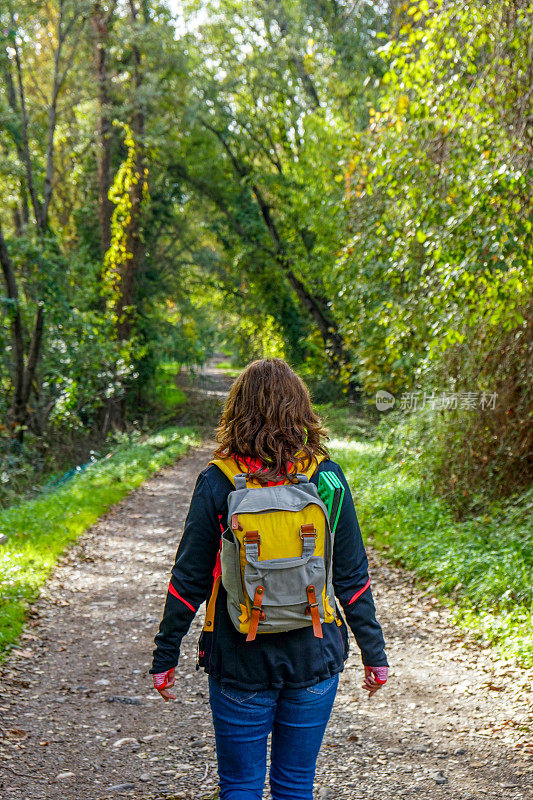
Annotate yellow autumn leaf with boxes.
[397,93,410,114]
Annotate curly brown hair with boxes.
[213,358,329,483]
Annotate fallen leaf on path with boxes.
[16,649,35,658]
[3,729,29,740]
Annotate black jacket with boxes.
[150,459,388,689]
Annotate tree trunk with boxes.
[11,32,43,228]
[249,181,351,375]
[0,218,44,441]
[103,1,147,431]
[198,121,352,375]
[115,0,146,344]
[92,2,115,255]
[1,53,31,229]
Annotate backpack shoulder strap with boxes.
[208,456,245,487]
[298,453,326,479]
[208,454,326,486]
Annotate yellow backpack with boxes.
[207,456,337,642]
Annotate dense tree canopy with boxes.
[0,0,531,501]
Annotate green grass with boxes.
[214,360,243,378]
[315,401,375,440]
[0,426,199,659]
[147,361,187,411]
[328,435,533,668]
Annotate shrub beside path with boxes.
[0,440,531,800]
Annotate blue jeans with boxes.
[208,673,339,800]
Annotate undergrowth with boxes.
[328,434,532,668]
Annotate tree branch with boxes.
[11,20,42,227]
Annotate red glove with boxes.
[152,667,176,701]
[363,665,388,697]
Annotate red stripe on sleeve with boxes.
[347,577,371,605]
[168,582,196,612]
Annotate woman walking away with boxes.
[150,358,388,800]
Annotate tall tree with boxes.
[91,0,117,255]
[7,1,89,232]
[0,2,90,440]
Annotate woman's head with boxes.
[214,358,329,482]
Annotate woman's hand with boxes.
[362,665,388,697]
[152,667,176,702]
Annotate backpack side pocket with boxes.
[220,535,247,630]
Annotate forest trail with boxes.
[0,374,531,800]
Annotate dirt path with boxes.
[1,441,532,799]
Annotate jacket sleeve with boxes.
[150,471,221,674]
[330,463,388,667]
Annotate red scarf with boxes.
[230,453,294,486]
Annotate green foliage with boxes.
[102,121,148,331]
[223,314,286,366]
[143,361,187,411]
[0,229,133,435]
[164,0,392,375]
[0,1,216,465]
[329,435,533,668]
[214,360,242,378]
[0,425,198,659]
[341,0,531,388]
[337,0,532,499]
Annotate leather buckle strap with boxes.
[306,584,323,638]
[243,531,261,560]
[300,524,317,558]
[231,513,243,531]
[246,586,265,642]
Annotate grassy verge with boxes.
[317,406,532,668]
[0,426,199,660]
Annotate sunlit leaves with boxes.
[340,0,532,391]
[335,0,532,498]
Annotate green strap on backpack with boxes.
[317,471,345,535]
